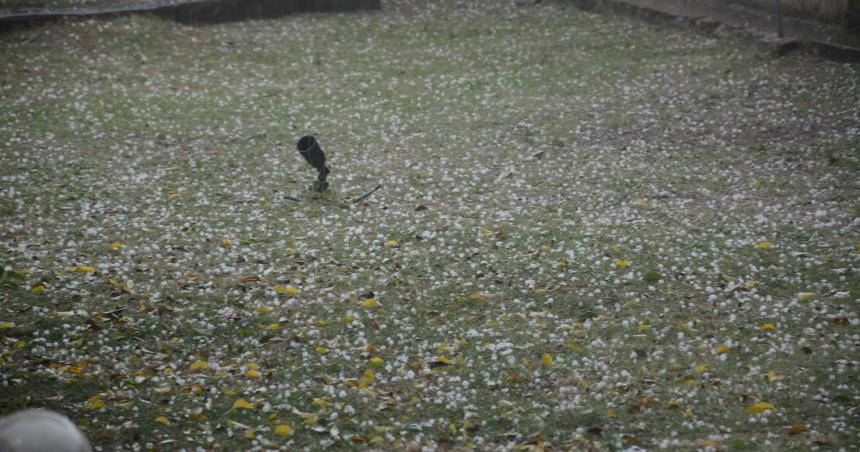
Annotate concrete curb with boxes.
[567,0,860,63]
[0,0,380,33]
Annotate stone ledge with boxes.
[568,0,860,63]
[0,0,380,33]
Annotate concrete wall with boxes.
[0,0,382,33]
[850,0,860,27]
[156,0,381,25]
[724,0,859,26]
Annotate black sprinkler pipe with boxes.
[297,135,330,192]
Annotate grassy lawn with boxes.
[1,0,858,449]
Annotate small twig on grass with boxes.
[283,195,304,204]
[225,419,250,430]
[104,307,126,319]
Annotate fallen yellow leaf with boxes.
[244,429,256,440]
[69,265,95,273]
[110,242,123,250]
[298,412,319,426]
[190,360,208,371]
[614,258,630,269]
[787,423,808,434]
[760,323,776,332]
[432,356,452,366]
[370,357,384,366]
[733,278,756,291]
[360,298,378,308]
[233,398,255,410]
[386,239,399,248]
[154,416,170,425]
[245,369,260,378]
[716,344,730,354]
[30,283,46,294]
[84,395,104,410]
[797,292,816,302]
[755,241,774,250]
[693,364,708,373]
[467,292,486,302]
[274,285,300,296]
[274,424,293,437]
[541,353,554,368]
[745,401,775,414]
[0,322,15,329]
[315,346,328,354]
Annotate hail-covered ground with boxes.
[1,0,859,449]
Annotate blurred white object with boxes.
[0,409,92,452]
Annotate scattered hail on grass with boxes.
[1,0,858,449]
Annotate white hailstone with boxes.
[0,409,92,452]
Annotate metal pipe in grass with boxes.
[354,184,382,204]
[281,185,381,205]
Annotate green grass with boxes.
[1,0,859,449]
